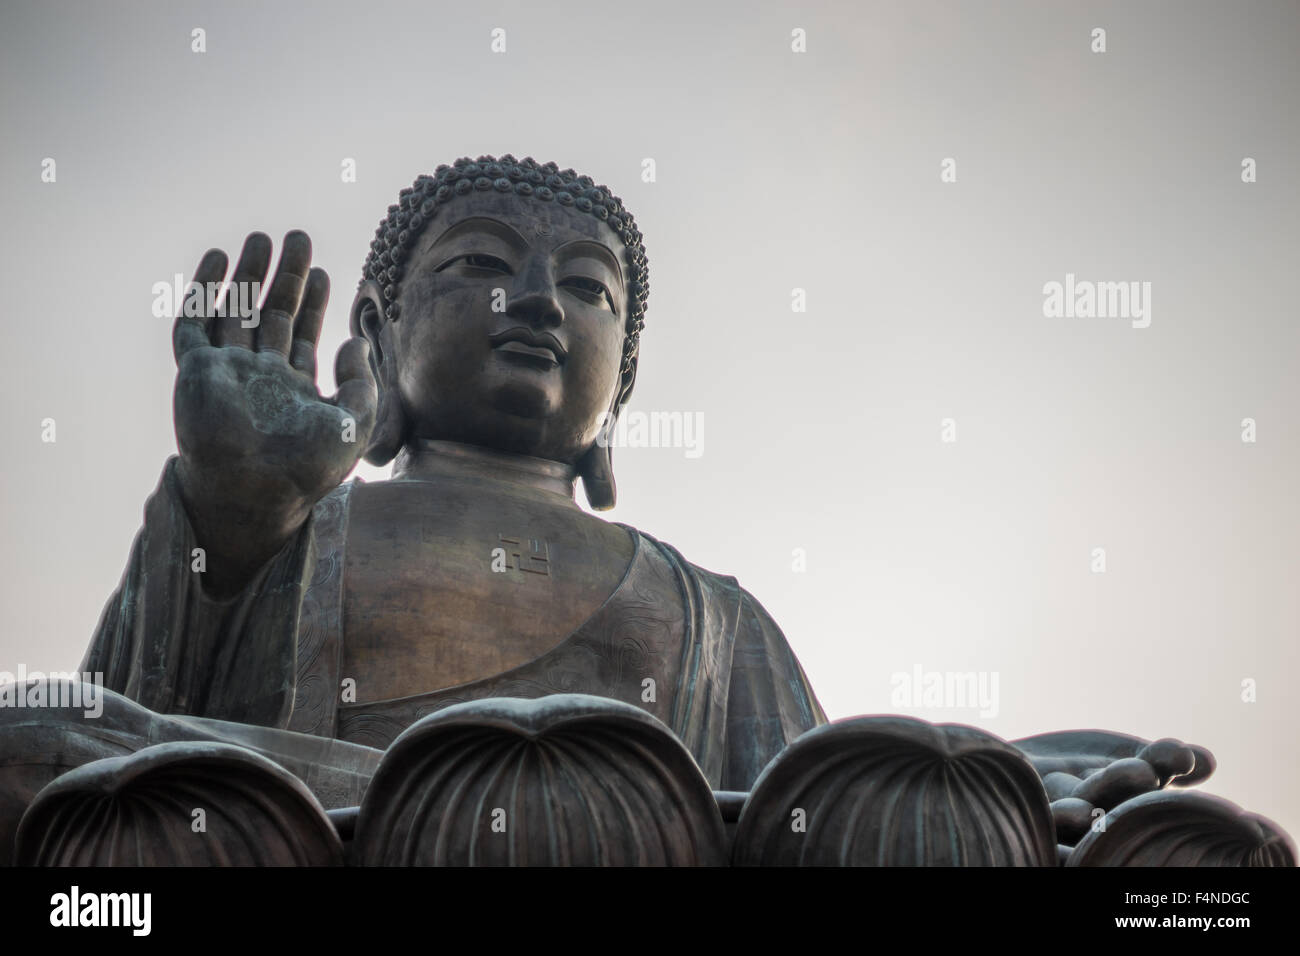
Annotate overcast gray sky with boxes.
[2,0,1298,839]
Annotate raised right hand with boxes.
[171,231,377,595]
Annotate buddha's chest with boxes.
[339,479,634,703]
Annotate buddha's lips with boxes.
[489,328,567,366]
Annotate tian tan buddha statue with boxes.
[1,155,1293,867]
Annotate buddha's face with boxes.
[367,191,629,464]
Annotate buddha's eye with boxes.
[560,276,616,313]
[438,253,513,276]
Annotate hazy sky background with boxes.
[3,0,1297,839]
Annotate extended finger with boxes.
[1173,744,1216,788]
[172,248,228,362]
[289,267,330,380]
[1136,738,1196,787]
[1071,758,1159,811]
[213,232,272,349]
[256,230,312,357]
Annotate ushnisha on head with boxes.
[350,155,649,509]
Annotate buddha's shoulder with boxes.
[628,528,800,660]
[617,523,773,611]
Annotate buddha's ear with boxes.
[616,351,639,409]
[578,347,640,510]
[350,280,405,466]
[578,411,618,511]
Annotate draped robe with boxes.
[81,459,826,792]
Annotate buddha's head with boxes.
[350,155,648,510]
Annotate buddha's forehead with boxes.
[419,190,619,254]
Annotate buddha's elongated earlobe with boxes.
[350,281,406,466]
[580,351,638,511]
[363,362,405,466]
[578,409,620,510]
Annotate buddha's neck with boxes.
[391,439,579,506]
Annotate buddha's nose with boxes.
[507,260,563,328]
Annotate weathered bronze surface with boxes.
[0,155,1293,866]
[352,695,729,866]
[340,442,635,700]
[16,741,344,866]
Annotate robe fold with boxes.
[81,457,826,791]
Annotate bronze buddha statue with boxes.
[1,156,1288,867]
[80,155,825,789]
